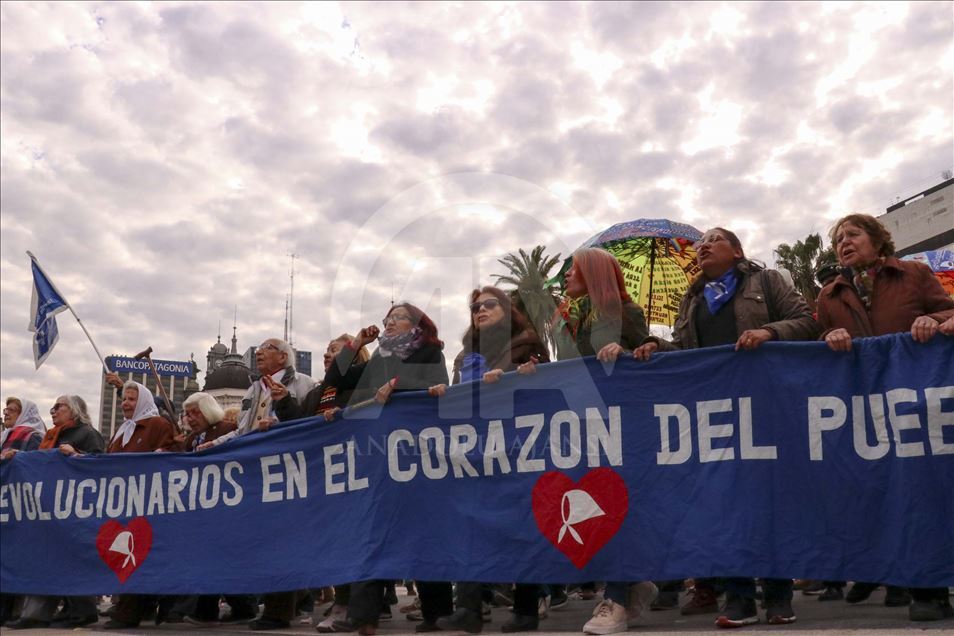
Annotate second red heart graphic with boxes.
[531,467,628,568]
[96,517,153,583]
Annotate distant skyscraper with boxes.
[243,346,258,375]
[295,349,312,377]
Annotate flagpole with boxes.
[26,250,110,373]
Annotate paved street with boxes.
[5,586,951,635]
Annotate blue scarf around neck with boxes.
[703,269,739,315]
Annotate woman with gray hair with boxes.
[166,392,257,626]
[5,396,105,629]
[179,392,237,452]
[43,395,104,456]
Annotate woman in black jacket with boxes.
[274,334,371,422]
[327,303,448,636]
[325,303,448,409]
[423,286,550,633]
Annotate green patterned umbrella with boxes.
[564,219,704,326]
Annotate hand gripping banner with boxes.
[2,334,952,594]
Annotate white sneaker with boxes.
[316,604,348,633]
[538,595,550,619]
[583,599,627,635]
[626,581,658,621]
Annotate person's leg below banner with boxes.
[249,591,297,630]
[762,578,795,625]
[716,578,758,628]
[346,580,385,634]
[7,595,57,628]
[222,595,257,622]
[417,582,454,631]
[436,581,481,633]
[681,578,718,615]
[105,594,145,628]
[502,584,539,632]
[909,587,954,622]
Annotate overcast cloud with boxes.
[1,1,952,421]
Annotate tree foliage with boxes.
[773,233,837,308]
[492,245,562,353]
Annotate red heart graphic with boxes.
[532,468,628,568]
[96,518,153,583]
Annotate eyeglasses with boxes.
[693,235,728,250]
[258,343,280,352]
[50,403,67,414]
[382,313,413,327]
[470,298,501,314]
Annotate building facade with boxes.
[99,355,199,440]
[295,350,312,377]
[880,178,954,257]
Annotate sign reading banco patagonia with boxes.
[107,356,193,378]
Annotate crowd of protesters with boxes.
[2,214,953,633]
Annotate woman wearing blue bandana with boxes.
[634,227,819,629]
[423,287,548,634]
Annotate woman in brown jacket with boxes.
[818,213,954,351]
[817,213,954,623]
[62,381,177,629]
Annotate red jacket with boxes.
[817,257,954,337]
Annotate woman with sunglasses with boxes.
[634,227,818,629]
[421,287,549,634]
[324,303,448,636]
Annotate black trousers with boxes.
[347,580,387,627]
[416,581,455,621]
[511,584,539,617]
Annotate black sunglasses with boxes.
[470,298,501,314]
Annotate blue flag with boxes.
[27,253,69,368]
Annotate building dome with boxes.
[210,341,228,355]
[203,356,252,391]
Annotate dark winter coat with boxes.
[650,262,820,351]
[325,341,449,406]
[451,328,550,385]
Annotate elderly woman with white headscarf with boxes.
[62,381,178,630]
[108,380,177,454]
[0,398,46,458]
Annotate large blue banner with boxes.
[2,334,952,594]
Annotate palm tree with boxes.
[774,233,836,309]
[493,246,562,353]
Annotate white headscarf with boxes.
[113,382,160,447]
[1,399,47,447]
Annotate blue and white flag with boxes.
[27,252,69,369]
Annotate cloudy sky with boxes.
[1,1,951,424]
